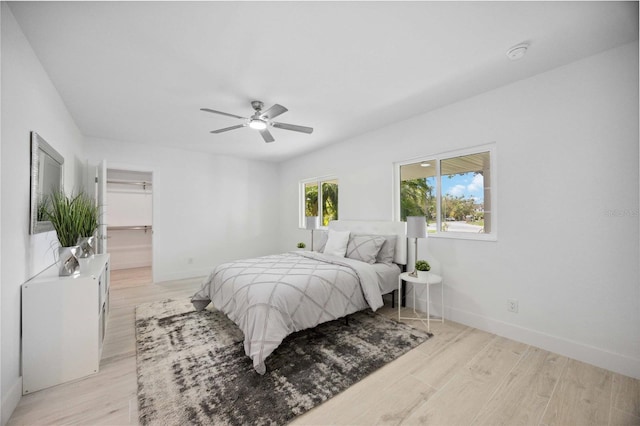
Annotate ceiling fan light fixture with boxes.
[249,118,268,130]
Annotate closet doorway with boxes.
[106,169,153,273]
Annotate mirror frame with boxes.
[30,131,64,234]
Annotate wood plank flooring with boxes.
[8,267,640,425]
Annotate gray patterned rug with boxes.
[135,299,432,425]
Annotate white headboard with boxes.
[328,220,407,265]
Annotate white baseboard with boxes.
[447,305,640,380]
[2,377,22,425]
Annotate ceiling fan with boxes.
[201,100,313,143]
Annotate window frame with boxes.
[394,143,497,241]
[299,175,339,229]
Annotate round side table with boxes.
[397,271,444,331]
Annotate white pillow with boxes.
[323,230,351,257]
[314,230,328,252]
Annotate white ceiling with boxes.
[8,1,638,162]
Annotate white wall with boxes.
[107,189,153,227]
[1,3,86,423]
[85,138,281,282]
[278,42,640,378]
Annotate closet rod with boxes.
[107,179,152,189]
[107,225,152,232]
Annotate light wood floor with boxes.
[8,267,640,425]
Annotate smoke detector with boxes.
[506,43,529,61]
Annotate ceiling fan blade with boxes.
[272,122,314,134]
[259,129,275,143]
[200,108,246,120]
[259,104,288,120]
[210,124,245,134]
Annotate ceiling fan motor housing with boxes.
[251,100,264,111]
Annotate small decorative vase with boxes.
[77,236,96,258]
[417,270,429,280]
[58,246,80,276]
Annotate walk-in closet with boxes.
[106,169,153,271]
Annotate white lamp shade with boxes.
[305,216,319,230]
[406,216,427,239]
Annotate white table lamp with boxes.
[406,216,427,277]
[305,216,319,250]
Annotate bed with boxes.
[191,220,407,374]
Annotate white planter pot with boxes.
[417,270,429,280]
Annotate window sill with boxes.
[428,232,497,242]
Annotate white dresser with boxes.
[21,253,110,394]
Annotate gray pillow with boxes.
[375,235,397,264]
[345,235,386,264]
[351,234,397,264]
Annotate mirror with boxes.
[30,131,64,234]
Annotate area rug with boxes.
[135,299,432,425]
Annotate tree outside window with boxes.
[303,178,338,227]
[400,160,436,228]
[399,149,493,238]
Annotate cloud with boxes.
[447,184,466,197]
[467,174,484,192]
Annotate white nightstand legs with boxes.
[426,277,445,331]
[397,271,444,332]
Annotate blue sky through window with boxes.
[441,172,484,203]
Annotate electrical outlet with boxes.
[187,257,194,265]
[507,298,519,313]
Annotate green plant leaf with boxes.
[44,190,98,247]
[415,260,431,271]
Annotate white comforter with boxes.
[191,251,384,374]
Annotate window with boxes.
[300,177,339,227]
[396,145,496,240]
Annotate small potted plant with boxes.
[296,242,306,250]
[415,260,431,279]
[45,191,83,276]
